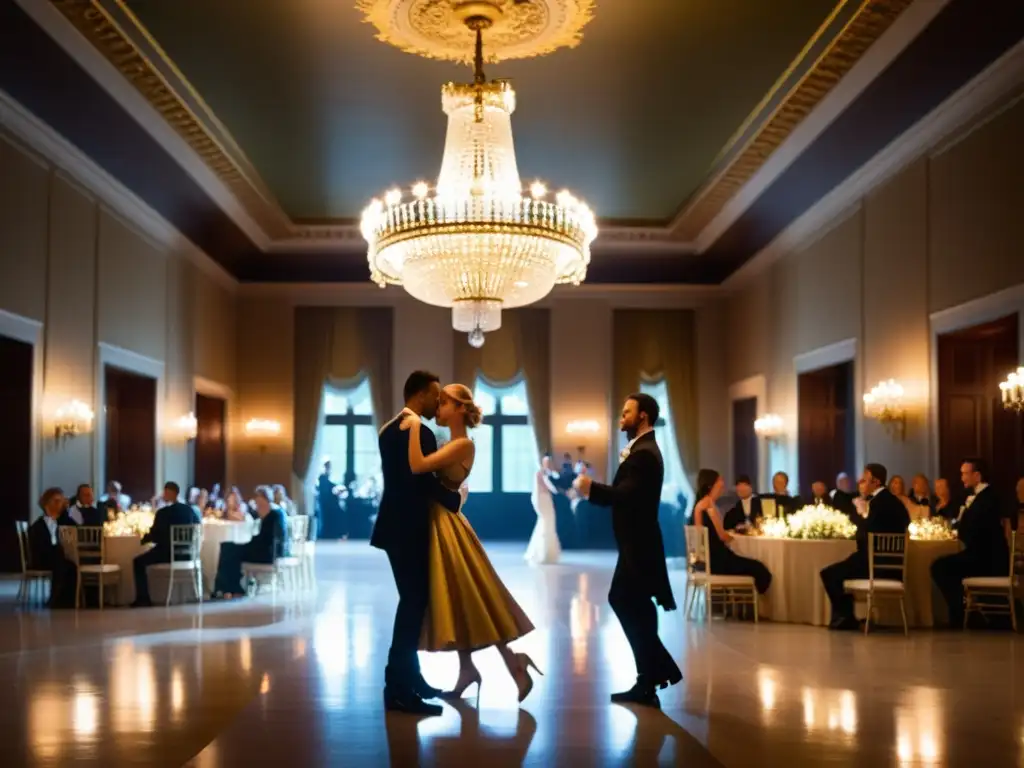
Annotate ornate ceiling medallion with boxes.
[355,0,595,63]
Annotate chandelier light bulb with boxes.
[384,188,402,207]
[530,181,547,199]
[412,181,429,199]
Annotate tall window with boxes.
[321,378,380,488]
[469,378,538,493]
[619,379,694,508]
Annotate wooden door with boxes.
[104,366,157,503]
[0,334,33,571]
[798,362,854,498]
[938,313,1021,498]
[194,393,226,491]
[732,397,758,485]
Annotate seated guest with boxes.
[272,484,297,516]
[851,478,870,520]
[28,487,78,608]
[931,458,1010,629]
[222,488,247,522]
[909,474,934,511]
[809,480,831,506]
[933,477,955,521]
[99,480,130,514]
[889,475,923,519]
[761,471,801,517]
[694,469,772,594]
[723,475,762,530]
[213,486,289,598]
[131,482,201,607]
[67,483,106,526]
[820,463,910,630]
[830,472,858,520]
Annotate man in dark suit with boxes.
[931,457,1010,629]
[830,472,859,521]
[809,480,832,507]
[28,487,78,608]
[371,370,463,716]
[723,475,763,530]
[68,483,106,526]
[131,481,201,607]
[213,485,289,596]
[575,393,680,708]
[762,471,801,517]
[820,463,910,630]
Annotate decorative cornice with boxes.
[48,0,292,239]
[670,0,915,242]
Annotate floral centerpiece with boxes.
[103,504,155,537]
[909,516,957,541]
[760,504,857,540]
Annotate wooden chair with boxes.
[683,525,758,622]
[15,520,51,605]
[843,532,909,635]
[59,525,121,610]
[148,524,203,606]
[963,531,1022,631]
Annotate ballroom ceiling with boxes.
[122,0,843,223]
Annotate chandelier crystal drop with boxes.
[361,13,597,346]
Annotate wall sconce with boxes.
[175,412,198,441]
[566,420,599,435]
[863,379,906,439]
[53,399,94,444]
[999,367,1024,412]
[753,414,784,441]
[245,418,281,452]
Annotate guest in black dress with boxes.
[694,469,772,594]
[213,486,289,598]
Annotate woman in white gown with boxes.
[525,455,561,565]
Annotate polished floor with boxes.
[2,542,1023,767]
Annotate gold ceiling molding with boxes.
[49,0,292,239]
[670,0,915,242]
[355,0,595,63]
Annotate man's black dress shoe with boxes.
[828,616,860,631]
[656,663,683,690]
[610,681,661,708]
[413,680,443,699]
[383,688,442,716]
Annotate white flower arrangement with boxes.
[760,504,857,540]
[908,516,957,541]
[103,504,155,537]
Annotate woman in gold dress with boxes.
[400,383,541,703]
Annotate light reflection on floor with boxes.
[0,542,1022,766]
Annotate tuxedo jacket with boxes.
[856,488,910,558]
[27,514,76,571]
[723,496,763,530]
[587,431,675,610]
[830,489,859,520]
[142,502,201,559]
[370,413,462,554]
[956,486,1009,571]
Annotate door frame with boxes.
[727,375,767,490]
[928,283,1024,481]
[94,342,165,498]
[194,375,234,489]
[0,309,43,520]
[793,338,863,493]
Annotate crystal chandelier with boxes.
[360,10,597,347]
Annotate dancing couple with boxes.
[372,372,681,714]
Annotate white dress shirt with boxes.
[43,515,58,546]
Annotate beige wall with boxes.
[719,95,1024,492]
[0,132,236,513]
[232,292,729,495]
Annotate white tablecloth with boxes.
[103,535,149,606]
[200,519,254,595]
[730,536,962,627]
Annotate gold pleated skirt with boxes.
[420,506,534,652]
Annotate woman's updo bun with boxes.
[445,383,482,428]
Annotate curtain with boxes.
[292,306,393,512]
[452,308,551,454]
[612,309,699,476]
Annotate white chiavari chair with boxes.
[149,524,203,606]
[15,520,51,605]
[683,525,758,622]
[963,531,1021,632]
[59,525,121,610]
[843,532,909,635]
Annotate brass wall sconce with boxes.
[175,411,198,441]
[753,413,784,442]
[53,399,94,445]
[863,379,906,440]
[999,366,1024,412]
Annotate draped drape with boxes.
[612,309,699,476]
[292,306,393,511]
[452,308,551,454]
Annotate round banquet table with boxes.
[103,534,150,606]
[201,519,254,596]
[729,536,962,627]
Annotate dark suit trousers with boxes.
[820,552,868,621]
[385,544,430,691]
[133,548,165,604]
[608,559,678,682]
[931,550,1002,627]
[214,542,248,595]
[49,558,78,608]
